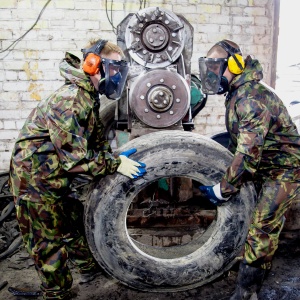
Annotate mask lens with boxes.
[205,71,219,90]
[110,72,121,85]
[102,58,129,100]
[198,57,227,95]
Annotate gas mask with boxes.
[98,58,129,100]
[198,57,229,95]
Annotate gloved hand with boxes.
[117,148,146,179]
[199,183,229,206]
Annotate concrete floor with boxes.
[0,236,299,300]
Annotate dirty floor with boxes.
[0,235,299,300]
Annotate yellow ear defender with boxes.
[217,41,245,75]
[228,53,245,74]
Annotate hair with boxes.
[207,39,242,58]
[84,38,125,58]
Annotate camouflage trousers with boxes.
[243,179,300,269]
[15,196,98,300]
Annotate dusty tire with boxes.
[84,130,256,292]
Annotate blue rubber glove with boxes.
[117,148,146,179]
[199,184,228,206]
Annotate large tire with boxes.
[84,130,256,292]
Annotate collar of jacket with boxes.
[59,52,96,93]
[229,55,264,92]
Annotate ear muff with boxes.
[82,53,101,75]
[228,53,245,75]
[217,41,245,75]
[81,39,108,75]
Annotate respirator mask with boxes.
[81,39,129,100]
[98,58,129,100]
[198,57,229,95]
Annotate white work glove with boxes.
[117,148,146,179]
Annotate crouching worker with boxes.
[9,39,146,300]
[198,39,300,299]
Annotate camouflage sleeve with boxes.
[227,138,236,154]
[221,98,271,196]
[47,97,121,177]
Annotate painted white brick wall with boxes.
[0,0,277,171]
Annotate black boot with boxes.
[229,262,266,300]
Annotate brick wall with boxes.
[0,0,278,172]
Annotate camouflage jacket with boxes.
[221,55,300,197]
[9,52,121,201]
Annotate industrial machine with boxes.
[109,6,206,146]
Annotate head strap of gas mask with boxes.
[81,39,108,76]
[216,40,245,75]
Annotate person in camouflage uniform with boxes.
[198,40,300,299]
[9,39,146,300]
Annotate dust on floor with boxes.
[0,237,299,300]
